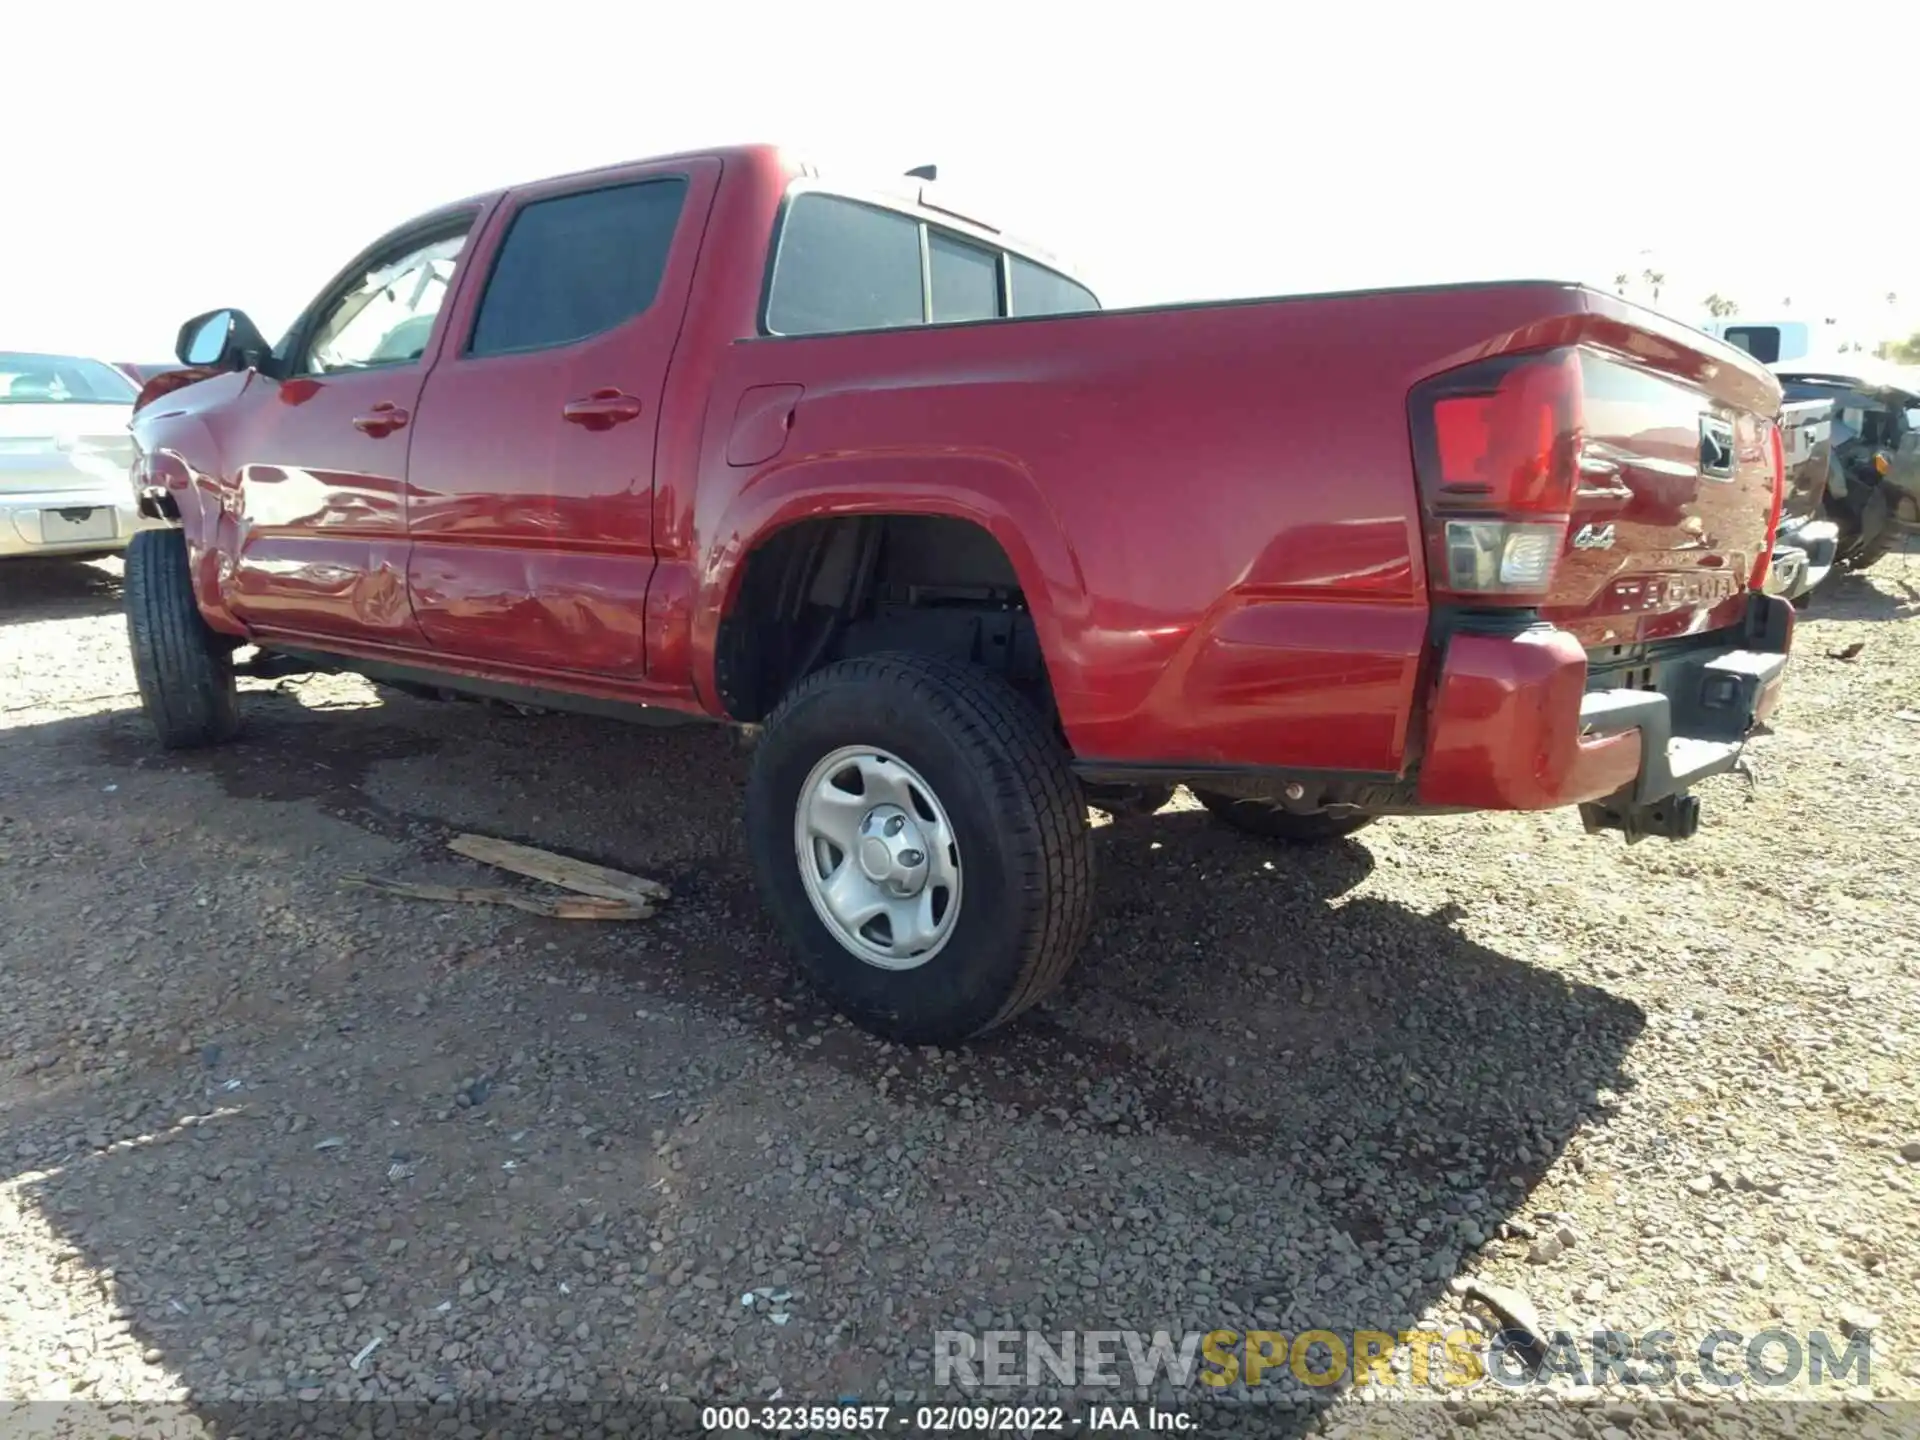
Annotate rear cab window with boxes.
[764,191,1097,337]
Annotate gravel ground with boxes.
[2,553,1918,1439]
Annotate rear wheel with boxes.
[124,528,240,749]
[1193,789,1374,843]
[744,652,1093,1044]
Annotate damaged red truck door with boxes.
[403,160,720,675]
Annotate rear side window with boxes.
[766,191,1100,335]
[1009,256,1098,317]
[767,195,923,335]
[469,178,687,356]
[1722,326,1781,364]
[929,233,999,323]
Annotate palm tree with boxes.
[1613,272,1631,297]
[1643,269,1665,303]
[1703,293,1738,318]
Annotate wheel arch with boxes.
[134,423,245,637]
[694,453,1090,724]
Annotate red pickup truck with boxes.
[125,143,1794,1043]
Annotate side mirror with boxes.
[175,308,271,370]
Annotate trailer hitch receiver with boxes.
[1579,792,1702,844]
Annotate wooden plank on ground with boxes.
[343,875,652,921]
[448,833,671,902]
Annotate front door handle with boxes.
[351,402,410,437]
[562,389,644,431]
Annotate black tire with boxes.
[1841,489,1898,572]
[1193,789,1374,843]
[1846,531,1900,572]
[124,528,241,749]
[745,652,1093,1045]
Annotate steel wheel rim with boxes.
[794,745,962,971]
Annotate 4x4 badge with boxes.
[1572,523,1616,550]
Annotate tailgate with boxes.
[1546,349,1782,649]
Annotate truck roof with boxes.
[413,143,1091,291]
[421,142,789,218]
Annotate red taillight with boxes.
[1411,348,1584,602]
[1750,420,1786,592]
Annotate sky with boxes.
[9,1,1918,362]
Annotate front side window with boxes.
[0,352,137,404]
[469,179,689,356]
[300,231,467,375]
[767,195,924,335]
[1008,256,1098,317]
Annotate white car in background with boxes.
[1696,317,1813,366]
[1,351,142,561]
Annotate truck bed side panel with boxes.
[672,283,1776,775]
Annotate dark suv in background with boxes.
[1774,363,1920,575]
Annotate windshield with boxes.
[0,352,139,405]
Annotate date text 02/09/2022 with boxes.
[699,1402,1197,1431]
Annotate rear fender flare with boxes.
[693,452,1089,714]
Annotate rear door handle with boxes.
[562,389,643,431]
[351,402,410,437]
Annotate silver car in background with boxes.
[2,351,142,560]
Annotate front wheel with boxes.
[1845,527,1901,573]
[1839,488,1898,572]
[744,652,1093,1045]
[124,528,241,749]
[1193,789,1374,843]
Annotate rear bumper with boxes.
[0,485,144,559]
[1416,593,1793,813]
